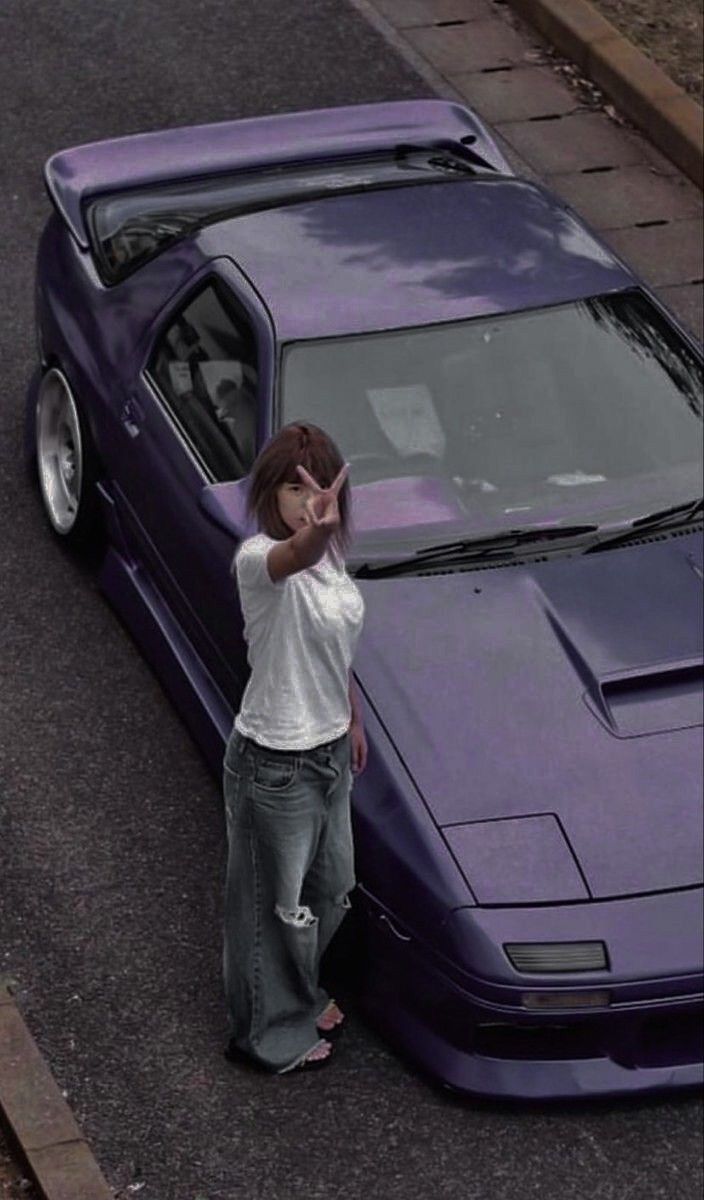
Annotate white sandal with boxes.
[277,1038,335,1074]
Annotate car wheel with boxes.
[35,367,103,551]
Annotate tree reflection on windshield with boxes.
[282,289,703,539]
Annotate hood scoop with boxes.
[593,661,703,737]
[544,607,703,737]
[533,545,704,738]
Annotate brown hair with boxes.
[246,422,353,561]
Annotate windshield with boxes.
[280,291,702,555]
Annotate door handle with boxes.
[378,913,412,942]
[120,396,144,438]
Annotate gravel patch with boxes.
[588,0,703,98]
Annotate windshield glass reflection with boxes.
[281,290,702,553]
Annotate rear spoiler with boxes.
[43,100,513,248]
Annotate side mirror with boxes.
[199,478,257,541]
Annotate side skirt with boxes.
[98,543,234,779]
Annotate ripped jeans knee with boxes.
[274,903,318,930]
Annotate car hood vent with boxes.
[607,521,703,550]
[364,521,704,579]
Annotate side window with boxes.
[148,281,258,481]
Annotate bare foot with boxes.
[280,1038,334,1072]
[317,1000,345,1032]
[304,1039,333,1062]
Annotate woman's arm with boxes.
[348,670,363,728]
[348,670,367,775]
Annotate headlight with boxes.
[504,941,608,973]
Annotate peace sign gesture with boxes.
[296,462,349,531]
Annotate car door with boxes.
[112,259,275,709]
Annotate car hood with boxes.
[353,532,704,903]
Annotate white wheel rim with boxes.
[36,369,84,534]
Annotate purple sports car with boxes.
[27,100,703,1100]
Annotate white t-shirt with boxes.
[233,533,365,750]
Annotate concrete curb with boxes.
[507,0,703,189]
[0,985,113,1200]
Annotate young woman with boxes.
[222,422,367,1074]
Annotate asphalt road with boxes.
[1,2,702,1199]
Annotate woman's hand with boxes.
[296,462,349,531]
[349,720,368,776]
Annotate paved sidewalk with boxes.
[361,0,703,338]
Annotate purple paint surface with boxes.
[30,100,704,1099]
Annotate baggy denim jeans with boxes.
[222,726,355,1071]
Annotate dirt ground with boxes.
[0,1128,37,1200]
[589,0,703,98]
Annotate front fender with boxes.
[23,363,43,467]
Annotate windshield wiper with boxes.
[584,496,703,554]
[355,523,599,578]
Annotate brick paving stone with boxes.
[453,64,578,122]
[616,119,690,177]
[553,165,704,231]
[657,282,704,340]
[496,110,646,173]
[603,219,704,287]
[372,0,491,26]
[405,17,532,72]
[492,127,544,181]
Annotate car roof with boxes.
[195,176,634,341]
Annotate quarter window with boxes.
[148,281,258,481]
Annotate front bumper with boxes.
[356,890,704,1101]
[372,993,703,1100]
